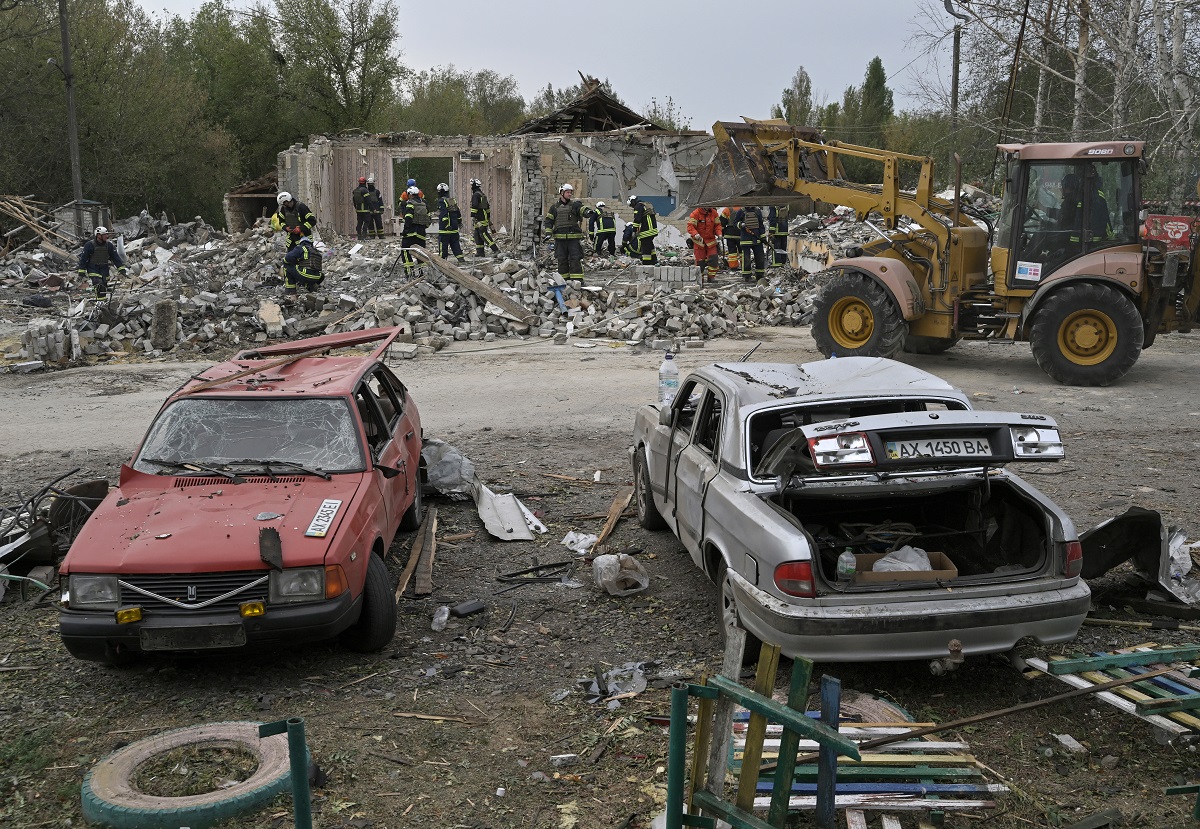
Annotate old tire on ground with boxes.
[811,271,907,358]
[717,561,762,666]
[903,334,961,354]
[80,721,300,829]
[1029,283,1143,386]
[340,552,396,652]
[398,466,424,532]
[634,449,666,531]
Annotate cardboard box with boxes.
[853,551,957,583]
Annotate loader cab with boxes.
[992,143,1143,289]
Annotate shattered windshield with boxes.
[133,397,365,475]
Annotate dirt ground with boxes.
[3,325,1200,829]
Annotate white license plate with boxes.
[304,499,343,537]
[885,437,991,460]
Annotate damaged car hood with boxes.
[65,468,368,573]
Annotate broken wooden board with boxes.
[394,510,431,598]
[591,486,633,552]
[409,248,538,326]
[412,507,438,596]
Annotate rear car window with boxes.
[133,397,366,474]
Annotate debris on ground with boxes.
[1081,506,1200,603]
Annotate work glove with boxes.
[119,267,127,276]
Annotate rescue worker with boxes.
[270,191,316,251]
[469,178,502,257]
[734,204,768,282]
[76,226,126,300]
[767,203,790,266]
[283,235,324,297]
[400,177,424,202]
[628,194,658,265]
[401,185,430,276]
[589,200,617,256]
[620,221,638,256]
[545,183,594,283]
[435,182,466,264]
[366,175,385,238]
[686,205,723,280]
[352,176,370,240]
[719,206,739,270]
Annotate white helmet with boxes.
[627,194,638,206]
[407,186,420,196]
[469,178,481,188]
[94,226,109,236]
[436,182,449,194]
[276,191,292,206]
[559,183,574,193]
[367,174,375,184]
[595,201,606,208]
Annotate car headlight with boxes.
[269,567,325,604]
[808,432,874,468]
[1010,426,1065,458]
[67,575,120,610]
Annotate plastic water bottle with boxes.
[658,352,679,406]
[836,549,857,582]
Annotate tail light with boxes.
[1063,541,1083,578]
[775,561,815,598]
[808,432,874,468]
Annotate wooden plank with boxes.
[756,781,1007,795]
[734,643,781,812]
[767,658,813,826]
[412,507,439,596]
[394,511,429,598]
[737,740,969,753]
[845,809,869,829]
[752,794,995,810]
[410,247,538,325]
[881,816,903,829]
[1076,666,1200,730]
[788,767,982,782]
[1025,658,1189,737]
[1045,645,1200,674]
[591,487,633,552]
[702,625,746,815]
[686,675,715,812]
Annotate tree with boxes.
[273,0,403,132]
[817,57,895,182]
[643,96,691,130]
[400,65,525,135]
[770,67,814,127]
[526,77,622,119]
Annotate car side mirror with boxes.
[376,464,401,479]
[658,407,674,427]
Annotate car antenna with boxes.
[738,342,762,362]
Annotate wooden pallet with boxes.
[1025,644,1200,740]
[730,711,1004,820]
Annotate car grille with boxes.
[118,571,270,612]
[173,476,305,488]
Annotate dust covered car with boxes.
[630,357,1089,665]
[59,328,424,664]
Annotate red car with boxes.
[59,328,424,664]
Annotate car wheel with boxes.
[903,334,960,354]
[633,450,666,531]
[1030,283,1143,386]
[716,561,762,665]
[80,721,301,829]
[399,468,424,532]
[812,271,907,358]
[341,553,396,653]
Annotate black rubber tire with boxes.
[716,561,762,666]
[80,721,302,829]
[399,466,424,532]
[1029,283,1143,386]
[340,552,396,652]
[811,271,907,358]
[633,449,667,531]
[903,334,961,354]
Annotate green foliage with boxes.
[526,77,622,119]
[820,57,895,182]
[400,65,525,135]
[770,67,814,127]
[643,95,691,130]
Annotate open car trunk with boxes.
[769,476,1054,590]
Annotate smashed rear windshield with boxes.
[133,397,365,474]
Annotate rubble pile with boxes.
[1,210,818,367]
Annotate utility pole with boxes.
[944,1,969,187]
[57,0,84,238]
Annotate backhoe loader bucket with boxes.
[688,120,836,209]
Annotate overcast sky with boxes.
[136,0,954,130]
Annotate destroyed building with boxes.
[252,82,715,253]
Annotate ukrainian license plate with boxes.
[304,498,343,537]
[140,623,247,651]
[885,436,991,460]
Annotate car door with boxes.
[372,367,422,521]
[673,387,723,555]
[651,380,703,534]
[354,373,406,539]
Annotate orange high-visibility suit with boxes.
[687,206,723,279]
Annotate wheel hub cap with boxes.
[1059,309,1117,365]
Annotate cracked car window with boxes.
[133,397,365,474]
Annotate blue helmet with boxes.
[407,178,416,187]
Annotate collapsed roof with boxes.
[509,77,665,135]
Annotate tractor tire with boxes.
[340,552,396,652]
[80,722,300,829]
[633,449,666,531]
[812,271,907,358]
[716,561,762,666]
[1029,283,1143,386]
[903,334,961,355]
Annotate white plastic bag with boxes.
[561,530,599,555]
[873,545,930,572]
[591,553,650,596]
